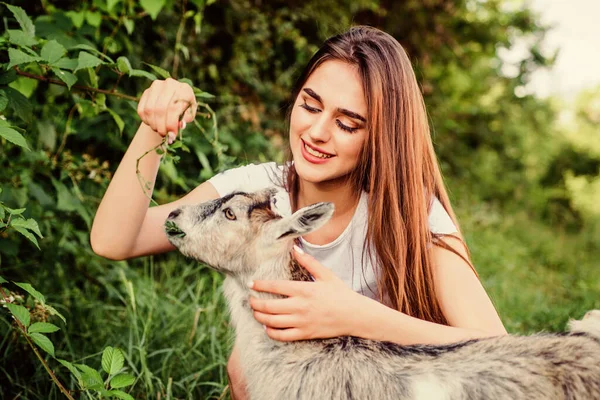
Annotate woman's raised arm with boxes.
[90,79,219,260]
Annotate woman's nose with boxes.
[307,115,331,143]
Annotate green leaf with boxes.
[0,125,29,150]
[4,86,33,122]
[28,322,60,334]
[107,390,134,400]
[53,57,78,71]
[58,359,82,380]
[10,219,43,238]
[0,276,8,284]
[0,69,18,85]
[41,40,67,64]
[7,48,41,69]
[8,29,38,47]
[164,220,185,237]
[140,0,166,20]
[130,69,157,81]
[5,207,26,215]
[196,150,213,175]
[74,52,106,72]
[102,346,125,375]
[143,62,170,79]
[0,90,8,112]
[76,363,100,376]
[12,226,40,249]
[66,11,85,29]
[53,179,78,212]
[51,67,77,90]
[123,18,134,35]
[14,281,45,303]
[6,303,30,327]
[30,333,55,356]
[29,181,55,205]
[69,44,115,63]
[85,11,102,28]
[109,373,135,389]
[44,304,66,324]
[76,364,103,390]
[107,109,125,134]
[116,56,132,75]
[107,0,122,11]
[6,4,35,37]
[194,88,215,99]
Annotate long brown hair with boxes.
[283,26,473,325]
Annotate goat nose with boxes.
[168,209,181,219]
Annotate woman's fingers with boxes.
[249,296,300,314]
[250,279,312,297]
[156,89,178,135]
[293,246,337,281]
[253,311,298,329]
[180,97,198,123]
[136,78,197,136]
[137,88,150,125]
[264,327,305,342]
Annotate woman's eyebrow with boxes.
[303,88,367,123]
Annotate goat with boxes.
[165,188,600,400]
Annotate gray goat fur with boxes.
[165,188,600,400]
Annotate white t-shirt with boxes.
[208,162,457,301]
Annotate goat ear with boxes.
[272,202,334,240]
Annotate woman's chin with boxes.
[295,163,347,186]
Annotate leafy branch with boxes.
[0,4,217,398]
[0,282,75,400]
[1,3,221,207]
[0,277,137,399]
[13,67,138,101]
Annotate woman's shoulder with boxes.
[428,196,458,235]
[360,192,458,235]
[207,162,285,197]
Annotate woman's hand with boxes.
[137,78,197,143]
[248,246,373,341]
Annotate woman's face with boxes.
[289,60,368,186]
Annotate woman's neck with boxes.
[295,178,360,219]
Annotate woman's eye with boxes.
[300,102,320,113]
[300,101,360,133]
[223,208,236,221]
[336,120,358,133]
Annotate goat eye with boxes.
[223,208,236,221]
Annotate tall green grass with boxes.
[458,199,600,334]
[2,255,232,399]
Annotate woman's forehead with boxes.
[303,60,367,114]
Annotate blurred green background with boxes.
[0,0,598,398]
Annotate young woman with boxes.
[91,25,506,399]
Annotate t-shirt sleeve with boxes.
[207,162,281,197]
[428,197,458,234]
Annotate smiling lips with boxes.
[302,139,334,161]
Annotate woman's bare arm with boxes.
[353,235,507,345]
[90,79,220,260]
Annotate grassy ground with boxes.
[457,199,600,334]
[2,199,599,399]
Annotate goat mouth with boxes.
[165,220,186,238]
